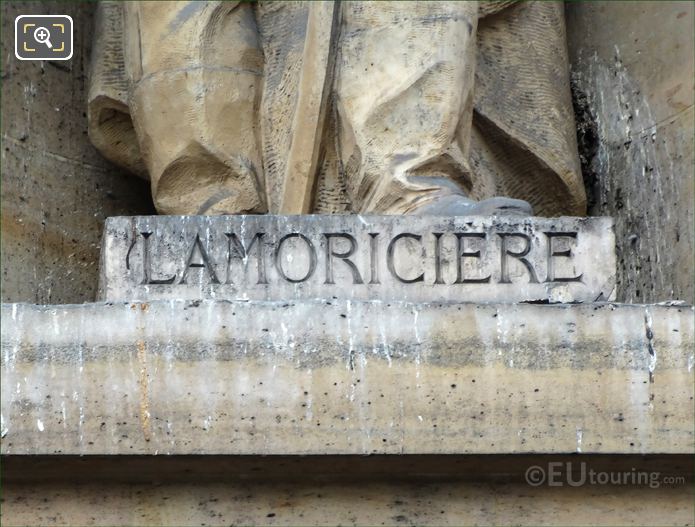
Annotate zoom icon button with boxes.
[15,15,73,61]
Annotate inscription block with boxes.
[99,215,616,303]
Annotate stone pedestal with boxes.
[2,215,693,526]
[2,300,692,456]
[99,215,616,303]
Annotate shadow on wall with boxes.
[567,1,694,304]
[1,2,156,305]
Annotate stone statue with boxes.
[88,1,586,217]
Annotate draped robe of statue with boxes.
[88,1,586,217]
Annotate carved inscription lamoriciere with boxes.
[132,230,583,287]
[100,215,615,303]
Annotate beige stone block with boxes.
[2,476,694,527]
[1,300,692,456]
[98,215,616,303]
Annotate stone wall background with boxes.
[1,2,693,305]
[567,1,694,304]
[0,2,154,305]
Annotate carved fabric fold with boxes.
[87,0,585,217]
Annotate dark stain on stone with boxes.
[570,74,600,212]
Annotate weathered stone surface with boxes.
[0,2,155,305]
[567,2,695,304]
[3,471,694,527]
[1,300,691,456]
[99,215,616,303]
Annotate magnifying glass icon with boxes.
[33,26,53,49]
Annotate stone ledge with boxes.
[1,300,692,455]
[3,455,693,483]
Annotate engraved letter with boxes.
[545,232,583,282]
[275,233,317,283]
[138,231,176,285]
[387,233,425,283]
[433,233,445,285]
[179,234,220,284]
[369,233,380,285]
[225,232,267,284]
[454,233,491,284]
[498,233,539,284]
[324,233,364,285]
